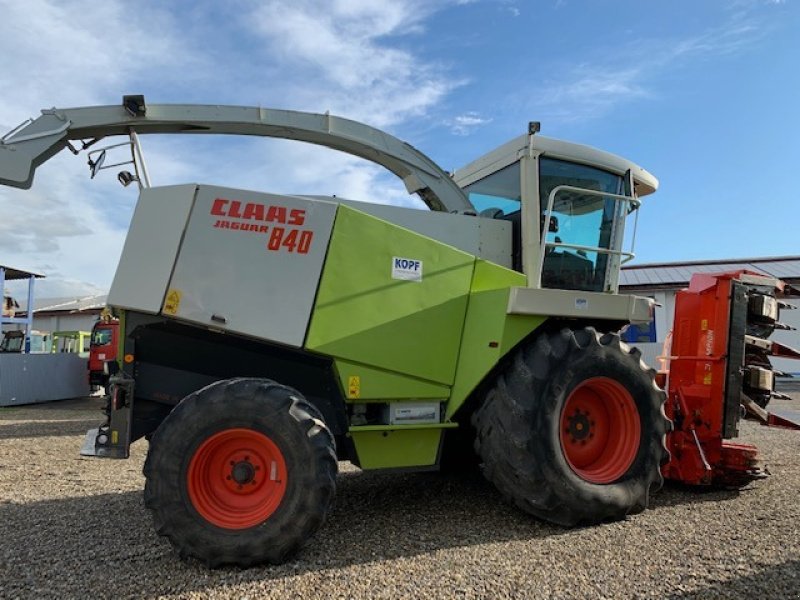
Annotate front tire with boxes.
[143,378,337,567]
[473,327,669,526]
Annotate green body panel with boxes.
[446,260,546,420]
[306,210,546,470]
[306,205,475,385]
[349,427,445,469]
[334,359,450,401]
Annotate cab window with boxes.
[539,158,625,292]
[463,162,521,216]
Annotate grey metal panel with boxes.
[667,267,688,282]
[758,263,785,277]
[31,313,98,334]
[332,198,513,269]
[618,270,638,286]
[32,294,108,312]
[166,185,337,347]
[651,267,669,282]
[477,218,513,268]
[755,260,800,279]
[108,185,197,314]
[0,354,90,406]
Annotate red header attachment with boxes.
[661,270,799,486]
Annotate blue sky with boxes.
[0,0,797,297]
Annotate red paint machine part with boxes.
[559,377,641,484]
[187,428,287,529]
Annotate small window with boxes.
[463,162,521,215]
[91,328,113,346]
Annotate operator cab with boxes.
[454,132,658,293]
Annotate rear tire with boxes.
[143,378,337,567]
[473,327,669,526]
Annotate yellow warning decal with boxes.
[111,430,119,444]
[347,375,361,399]
[703,372,712,385]
[700,319,708,331]
[163,289,182,315]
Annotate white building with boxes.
[620,256,800,376]
[16,294,108,335]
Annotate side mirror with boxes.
[540,214,559,233]
[88,150,106,179]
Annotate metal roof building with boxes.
[620,256,800,290]
[13,294,108,335]
[18,294,109,315]
[1,264,44,352]
[620,256,800,375]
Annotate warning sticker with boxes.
[347,375,361,399]
[163,289,182,315]
[391,257,423,282]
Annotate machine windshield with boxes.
[539,158,628,292]
[461,157,634,292]
[0,332,23,352]
[91,327,113,346]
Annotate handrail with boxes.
[545,241,636,262]
[0,119,71,144]
[538,185,640,288]
[0,118,34,143]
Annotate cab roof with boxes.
[453,133,659,198]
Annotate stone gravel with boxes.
[1,395,799,599]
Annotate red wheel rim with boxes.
[559,377,641,484]
[187,428,287,529]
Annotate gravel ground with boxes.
[1,396,800,599]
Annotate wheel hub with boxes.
[187,428,287,529]
[559,377,642,484]
[566,410,593,442]
[231,460,256,485]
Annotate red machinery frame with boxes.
[661,270,800,486]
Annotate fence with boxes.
[0,353,89,406]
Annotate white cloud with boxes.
[533,67,651,122]
[0,0,188,130]
[0,0,192,297]
[447,112,493,136]
[0,0,465,297]
[244,0,459,127]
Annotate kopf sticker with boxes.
[392,256,423,282]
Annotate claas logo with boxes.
[210,198,314,254]
[211,198,305,226]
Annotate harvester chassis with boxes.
[3,97,797,569]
